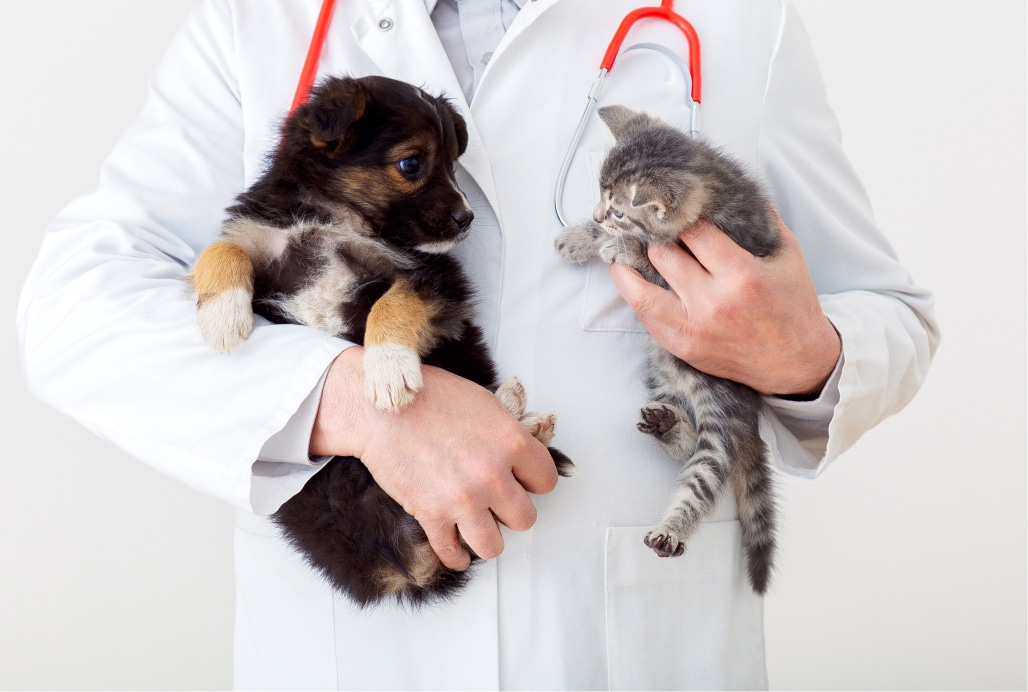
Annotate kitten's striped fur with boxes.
[555,105,778,594]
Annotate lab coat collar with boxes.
[350,0,500,216]
[421,0,532,12]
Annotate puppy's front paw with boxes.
[555,221,605,264]
[519,411,556,447]
[196,288,253,352]
[363,343,423,412]
[495,376,527,418]
[495,377,557,446]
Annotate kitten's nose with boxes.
[451,209,474,232]
[592,202,606,223]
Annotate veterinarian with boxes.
[18,0,938,688]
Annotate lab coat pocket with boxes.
[578,151,646,333]
[604,523,767,690]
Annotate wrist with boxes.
[309,346,369,457]
[774,319,841,399]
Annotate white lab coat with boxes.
[17,0,938,689]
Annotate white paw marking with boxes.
[363,342,423,412]
[494,376,526,418]
[196,288,253,353]
[519,412,556,446]
[495,376,558,445]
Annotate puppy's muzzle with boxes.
[451,209,474,233]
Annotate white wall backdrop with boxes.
[2,1,1024,689]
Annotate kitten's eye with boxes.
[610,207,624,219]
[398,157,422,176]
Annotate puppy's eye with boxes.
[398,157,422,176]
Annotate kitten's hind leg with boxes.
[642,411,728,559]
[638,401,697,460]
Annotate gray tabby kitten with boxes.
[555,105,778,594]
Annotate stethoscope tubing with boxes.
[287,0,702,228]
[554,0,703,227]
[291,0,339,113]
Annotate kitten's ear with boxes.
[598,105,653,141]
[630,182,670,219]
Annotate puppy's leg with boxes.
[495,376,557,447]
[363,278,436,412]
[190,241,255,352]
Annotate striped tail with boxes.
[639,382,777,594]
[731,435,777,595]
[189,240,255,352]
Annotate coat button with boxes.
[378,17,393,31]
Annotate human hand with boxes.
[310,347,559,571]
[608,212,841,397]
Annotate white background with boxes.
[2,1,1024,689]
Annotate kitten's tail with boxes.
[189,240,255,352]
[731,435,777,595]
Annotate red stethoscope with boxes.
[288,0,702,226]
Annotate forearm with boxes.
[17,0,350,510]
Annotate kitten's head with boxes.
[593,105,708,244]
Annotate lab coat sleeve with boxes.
[16,0,349,513]
[756,2,940,478]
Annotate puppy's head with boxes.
[283,75,473,253]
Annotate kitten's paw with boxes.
[495,376,527,418]
[644,529,686,558]
[555,222,604,264]
[363,342,423,412]
[196,288,253,352]
[599,235,647,268]
[637,403,680,436]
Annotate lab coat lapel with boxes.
[348,0,501,219]
[487,0,565,58]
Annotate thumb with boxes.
[608,262,681,325]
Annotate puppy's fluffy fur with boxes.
[190,76,571,607]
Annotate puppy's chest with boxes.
[253,226,402,342]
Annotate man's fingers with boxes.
[510,436,559,496]
[609,261,682,325]
[676,218,753,271]
[423,522,473,571]
[455,512,505,561]
[646,238,708,298]
[490,480,539,532]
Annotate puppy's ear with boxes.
[449,105,469,157]
[298,77,370,153]
[435,97,469,158]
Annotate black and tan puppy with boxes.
[189,75,571,607]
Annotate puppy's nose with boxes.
[451,209,474,232]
